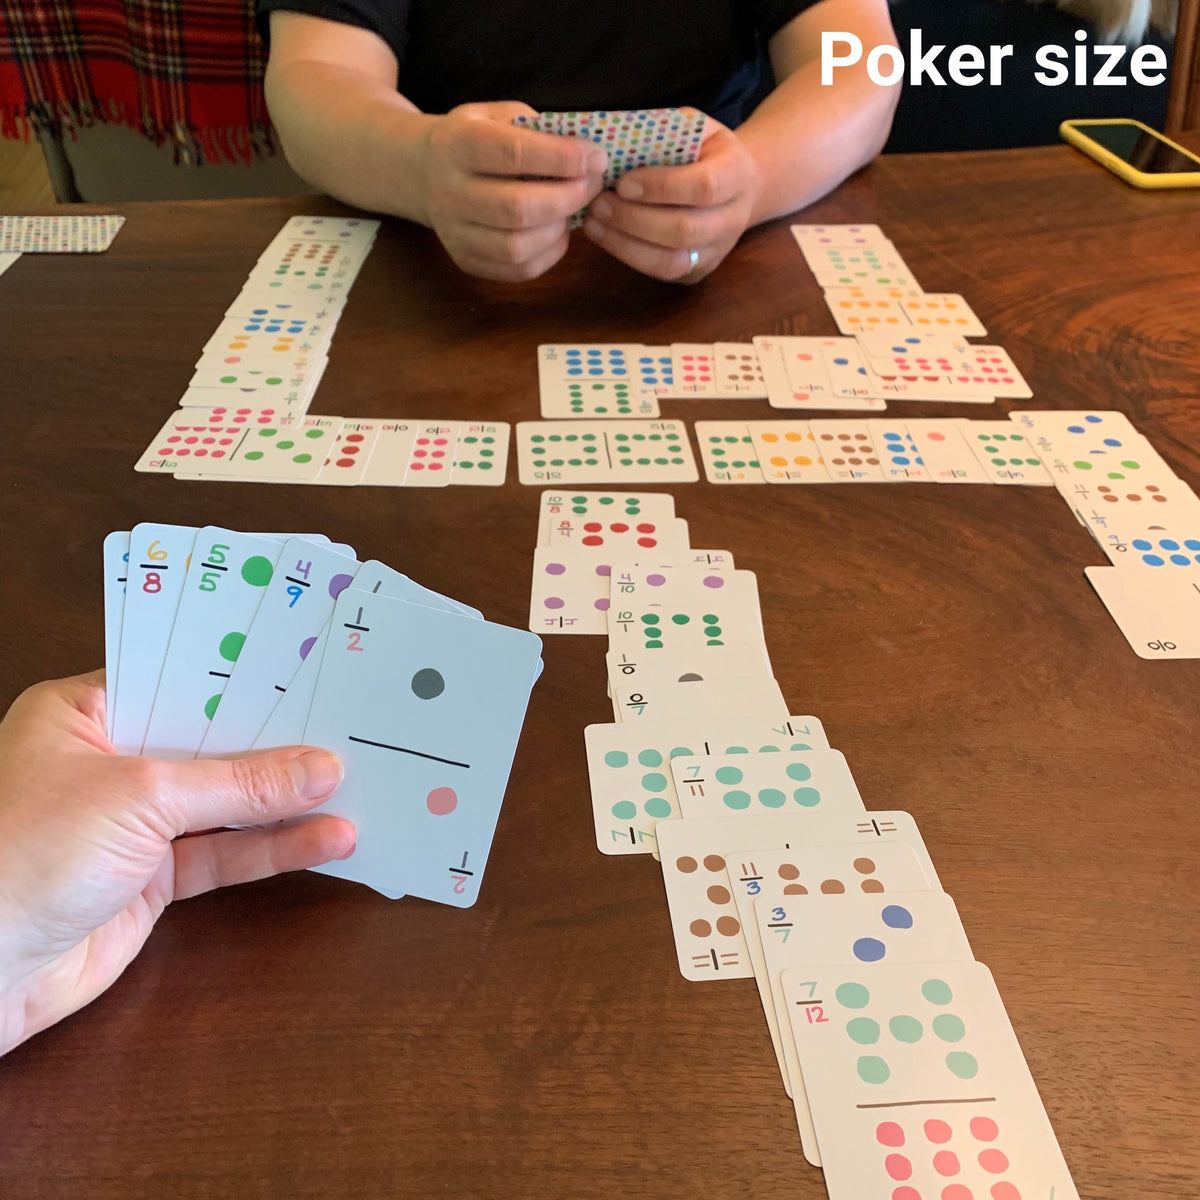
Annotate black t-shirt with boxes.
[257,1,818,128]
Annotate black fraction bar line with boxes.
[201,562,229,572]
[208,671,231,679]
[347,736,469,769]
[856,1097,996,1110]
[285,575,312,587]
[449,868,475,877]
[139,562,168,570]
[344,623,369,631]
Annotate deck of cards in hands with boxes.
[103,523,542,905]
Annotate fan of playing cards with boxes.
[104,525,543,905]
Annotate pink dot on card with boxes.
[184,435,200,445]
[924,1119,953,1144]
[194,449,209,458]
[892,1189,921,1200]
[702,575,724,588]
[413,449,428,458]
[429,462,444,470]
[544,596,565,610]
[977,1150,1008,1174]
[213,450,229,459]
[594,598,610,611]
[329,573,354,599]
[166,435,182,444]
[416,437,429,445]
[434,438,448,446]
[941,1187,973,1200]
[884,1155,912,1182]
[545,562,567,576]
[410,462,425,471]
[346,434,364,444]
[989,1185,1021,1200]
[646,573,667,586]
[595,564,611,577]
[177,448,192,457]
[876,1122,905,1147]
[426,787,457,816]
[969,1118,998,1142]
[299,635,317,659]
[932,1151,960,1176]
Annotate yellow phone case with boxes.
[1060,118,1200,189]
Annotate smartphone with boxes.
[1060,119,1200,189]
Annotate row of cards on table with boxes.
[536,333,1031,417]
[103,525,542,903]
[135,414,508,485]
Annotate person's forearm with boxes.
[737,58,899,225]
[266,60,437,223]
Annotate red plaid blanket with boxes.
[0,0,273,165]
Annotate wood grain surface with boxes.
[0,146,1197,1200]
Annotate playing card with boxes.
[868,420,931,481]
[712,343,767,398]
[0,214,124,253]
[899,293,987,337]
[449,422,510,485]
[542,515,691,555]
[198,541,361,755]
[726,844,936,1102]
[1085,566,1200,658]
[302,590,542,903]
[135,410,252,474]
[799,242,916,291]
[670,343,722,398]
[825,293,912,337]
[110,523,199,754]
[672,749,864,819]
[224,291,348,323]
[357,421,420,486]
[808,420,887,481]
[141,530,284,758]
[102,531,131,739]
[200,313,334,362]
[605,640,763,708]
[1093,527,1200,569]
[903,419,991,483]
[529,545,615,635]
[961,421,1053,485]
[537,344,659,418]
[819,342,888,406]
[613,676,787,723]
[585,715,828,856]
[745,421,832,484]
[306,419,380,485]
[694,422,766,484]
[1007,409,1176,487]
[790,224,890,252]
[655,809,938,983]
[753,337,828,410]
[947,345,1033,399]
[175,416,344,482]
[516,420,698,485]
[188,360,323,393]
[538,490,675,532]
[761,891,971,1161]
[785,960,1079,1199]
[632,347,677,397]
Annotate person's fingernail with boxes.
[590,196,612,222]
[618,179,643,199]
[295,750,343,800]
[582,217,605,241]
[586,150,608,173]
[337,842,357,861]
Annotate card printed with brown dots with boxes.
[712,343,767,398]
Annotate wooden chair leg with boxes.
[34,127,83,203]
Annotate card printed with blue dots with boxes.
[1009,408,1175,487]
[200,314,336,367]
[1095,525,1200,569]
[868,420,933,481]
[537,344,659,419]
[727,844,935,1104]
[671,749,864,820]
[759,890,970,1164]
[784,960,1080,1200]
[584,714,827,856]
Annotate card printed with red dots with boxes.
[174,416,343,482]
[584,715,827,857]
[726,844,935,1104]
[656,809,931,983]
[302,589,543,904]
[785,960,1079,1199]
[903,419,991,483]
[538,490,676,532]
[198,540,361,757]
[760,891,971,1162]
[541,515,692,556]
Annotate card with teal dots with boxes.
[516,420,698,485]
[176,416,343,482]
[785,960,1079,1200]
[539,490,675,534]
[672,749,864,820]
[584,715,827,856]
[537,344,659,419]
[728,844,935,1107]
[759,890,970,1163]
[141,529,285,759]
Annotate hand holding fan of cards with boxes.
[104,524,542,905]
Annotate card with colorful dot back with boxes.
[785,959,1079,1199]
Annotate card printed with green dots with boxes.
[539,490,676,536]
[785,960,1079,1199]
[189,360,324,394]
[672,749,864,820]
[760,891,971,1162]
[516,420,698,485]
[799,241,915,291]
[449,422,509,485]
[727,845,935,1106]
[584,715,828,856]
[613,675,787,723]
[961,421,1053,485]
[141,530,284,759]
[175,416,344,482]
[537,344,659,418]
[694,422,766,484]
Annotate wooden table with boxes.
[1,146,1198,1200]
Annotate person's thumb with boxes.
[147,747,343,836]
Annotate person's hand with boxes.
[417,101,607,282]
[0,672,354,1056]
[581,117,761,284]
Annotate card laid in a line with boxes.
[585,714,828,856]
[539,490,675,531]
[1085,566,1200,659]
[746,420,832,484]
[786,959,1079,1200]
[0,214,124,253]
[537,344,659,418]
[694,421,767,484]
[516,420,698,485]
[174,416,343,482]
[613,675,787,724]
